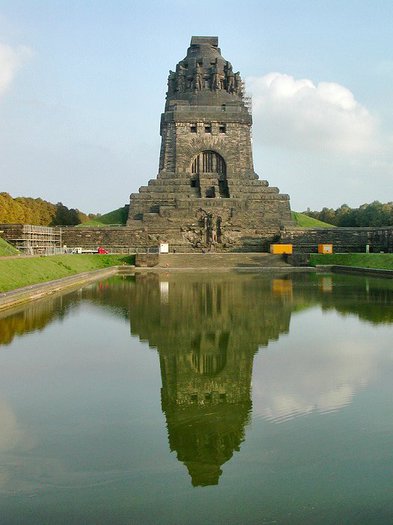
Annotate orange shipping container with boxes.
[318,244,333,254]
[270,244,293,255]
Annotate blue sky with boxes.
[0,0,392,213]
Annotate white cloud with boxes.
[0,42,32,98]
[251,313,384,423]
[0,398,22,454]
[247,72,378,155]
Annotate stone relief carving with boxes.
[168,58,243,97]
[194,208,224,248]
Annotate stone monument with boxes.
[127,36,293,251]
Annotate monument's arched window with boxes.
[192,150,225,176]
[191,349,227,376]
[191,150,229,198]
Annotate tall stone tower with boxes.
[127,36,293,251]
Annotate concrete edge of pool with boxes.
[2,261,391,313]
[0,263,318,312]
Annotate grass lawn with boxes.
[0,254,134,292]
[309,253,393,270]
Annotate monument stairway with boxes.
[156,252,291,269]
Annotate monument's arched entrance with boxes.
[191,150,229,198]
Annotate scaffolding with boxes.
[243,94,252,115]
[0,224,62,255]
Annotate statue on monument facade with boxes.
[194,63,204,91]
[211,59,224,91]
[167,71,176,95]
[224,62,235,94]
[234,72,243,97]
[176,63,186,92]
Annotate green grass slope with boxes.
[310,253,393,270]
[0,254,134,292]
[80,208,329,229]
[0,237,19,256]
[292,211,334,228]
[78,206,128,227]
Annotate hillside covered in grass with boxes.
[77,206,129,227]
[0,237,19,256]
[82,208,334,228]
[291,211,334,228]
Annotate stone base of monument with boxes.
[135,253,159,267]
[152,252,293,270]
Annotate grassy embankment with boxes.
[291,211,334,228]
[309,253,393,270]
[77,208,331,228]
[80,209,333,228]
[0,254,134,293]
[0,237,19,256]
[78,206,128,227]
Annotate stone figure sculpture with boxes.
[194,63,204,91]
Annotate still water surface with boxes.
[0,272,392,524]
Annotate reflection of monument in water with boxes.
[128,273,292,486]
[3,272,391,485]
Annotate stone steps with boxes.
[157,252,290,269]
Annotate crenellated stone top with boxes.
[166,36,244,105]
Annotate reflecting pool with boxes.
[0,272,392,524]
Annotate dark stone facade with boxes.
[126,36,293,251]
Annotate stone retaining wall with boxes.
[58,225,393,253]
[328,265,393,278]
[281,227,393,253]
[59,227,153,252]
[0,267,119,312]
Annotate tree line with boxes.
[303,201,393,227]
[2,191,393,228]
[0,193,88,226]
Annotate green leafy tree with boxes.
[303,201,393,227]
